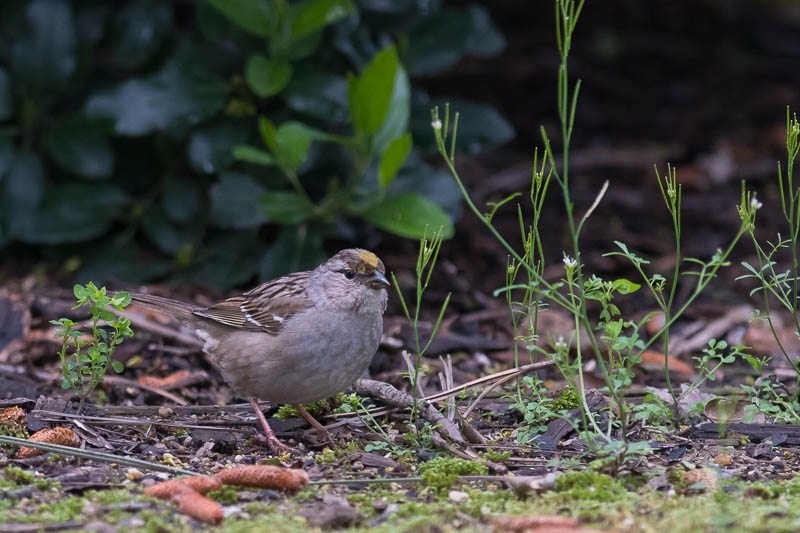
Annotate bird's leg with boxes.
[292,404,331,444]
[249,397,294,453]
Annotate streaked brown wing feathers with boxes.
[192,271,313,335]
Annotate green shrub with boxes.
[0,0,512,288]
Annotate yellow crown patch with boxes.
[357,250,379,268]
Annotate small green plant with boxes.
[431,0,754,470]
[511,375,557,441]
[391,227,451,446]
[740,350,800,423]
[738,108,800,404]
[51,283,133,410]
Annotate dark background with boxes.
[411,0,800,307]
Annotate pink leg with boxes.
[293,404,331,444]
[249,397,294,453]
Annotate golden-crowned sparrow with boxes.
[129,249,389,452]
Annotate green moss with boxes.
[315,447,337,464]
[33,479,60,491]
[419,457,488,494]
[554,470,627,502]
[208,485,239,505]
[3,465,34,484]
[552,387,580,411]
[275,392,363,420]
[139,509,175,533]
[479,450,511,462]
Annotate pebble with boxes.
[158,407,173,418]
[448,490,469,503]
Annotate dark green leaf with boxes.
[363,193,453,239]
[233,146,277,166]
[10,0,76,98]
[142,204,204,254]
[259,118,332,170]
[110,0,172,69]
[246,55,292,98]
[260,191,312,224]
[184,229,261,289]
[206,0,273,37]
[406,6,505,76]
[348,45,398,136]
[370,60,410,156]
[188,120,250,175]
[17,183,126,244]
[76,236,169,285]
[111,360,124,373]
[0,68,12,121]
[162,176,206,223]
[2,152,45,239]
[284,70,349,123]
[412,97,514,154]
[259,226,326,280]
[75,3,111,47]
[44,116,113,179]
[85,44,227,136]
[388,152,462,219]
[291,0,356,38]
[209,173,268,229]
[286,30,323,61]
[378,134,411,188]
[0,136,15,182]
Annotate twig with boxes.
[422,360,554,403]
[0,435,197,476]
[355,378,466,444]
[103,376,189,405]
[32,410,254,431]
[462,372,519,420]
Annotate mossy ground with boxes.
[4,460,800,532]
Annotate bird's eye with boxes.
[343,269,355,280]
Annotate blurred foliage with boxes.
[0,0,513,288]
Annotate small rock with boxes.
[125,468,144,481]
[118,517,145,529]
[372,498,388,512]
[158,407,173,418]
[303,494,363,529]
[448,490,469,503]
[83,521,118,533]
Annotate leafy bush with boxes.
[0,0,513,287]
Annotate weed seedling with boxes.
[51,283,133,411]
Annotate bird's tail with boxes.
[128,293,198,320]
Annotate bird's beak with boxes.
[369,271,391,290]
